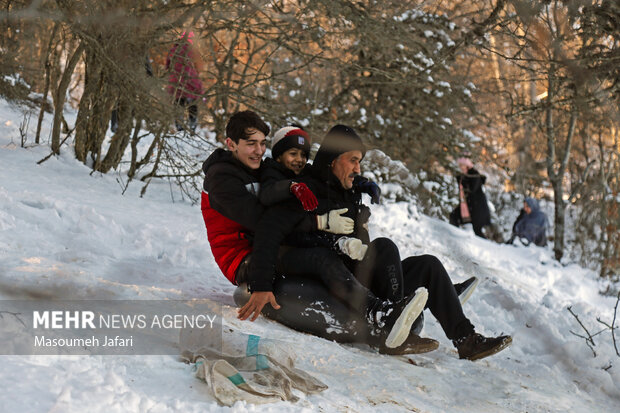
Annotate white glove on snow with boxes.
[316,208,354,234]
[337,237,368,261]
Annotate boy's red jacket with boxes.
[201,149,264,284]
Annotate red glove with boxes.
[290,182,318,211]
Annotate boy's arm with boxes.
[247,202,307,292]
[259,178,295,206]
[206,164,264,231]
[258,161,295,205]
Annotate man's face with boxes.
[277,148,307,175]
[524,202,532,214]
[226,128,266,170]
[331,150,362,189]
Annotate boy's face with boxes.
[277,148,307,175]
[331,150,362,189]
[524,202,532,214]
[226,128,266,170]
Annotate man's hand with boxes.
[353,176,381,204]
[290,182,318,211]
[237,291,281,321]
[316,208,354,234]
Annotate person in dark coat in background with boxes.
[449,157,492,238]
[507,197,549,247]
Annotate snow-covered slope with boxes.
[1,100,619,412]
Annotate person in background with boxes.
[507,197,549,247]
[449,157,492,239]
[166,31,204,132]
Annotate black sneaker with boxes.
[371,287,428,349]
[378,333,439,355]
[453,332,512,361]
[454,276,479,305]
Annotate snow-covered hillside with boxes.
[1,100,619,412]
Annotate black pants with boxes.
[354,238,475,340]
[354,238,403,301]
[236,247,423,345]
[450,206,486,238]
[175,97,198,131]
[247,203,308,291]
[277,246,379,315]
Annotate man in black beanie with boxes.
[300,125,512,361]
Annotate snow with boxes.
[463,129,482,142]
[1,98,620,412]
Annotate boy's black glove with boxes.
[353,175,381,204]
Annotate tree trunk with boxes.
[545,61,578,261]
[552,181,565,260]
[74,47,115,167]
[35,23,59,144]
[97,93,133,173]
[51,42,83,154]
[74,48,98,162]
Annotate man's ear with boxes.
[225,137,237,152]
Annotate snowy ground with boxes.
[1,100,619,412]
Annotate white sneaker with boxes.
[384,287,429,348]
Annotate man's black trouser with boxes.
[235,246,423,345]
[237,237,473,342]
[355,238,475,341]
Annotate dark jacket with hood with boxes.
[258,157,302,206]
[246,125,371,291]
[458,167,491,228]
[302,125,370,244]
[259,157,340,249]
[513,197,549,246]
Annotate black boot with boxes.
[378,333,439,355]
[367,287,428,349]
[454,276,479,305]
[453,332,512,361]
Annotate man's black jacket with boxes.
[247,163,371,291]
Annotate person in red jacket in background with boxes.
[166,31,203,132]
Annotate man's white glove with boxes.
[337,237,368,261]
[316,208,354,234]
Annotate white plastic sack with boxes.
[179,326,327,406]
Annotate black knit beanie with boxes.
[312,125,366,180]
